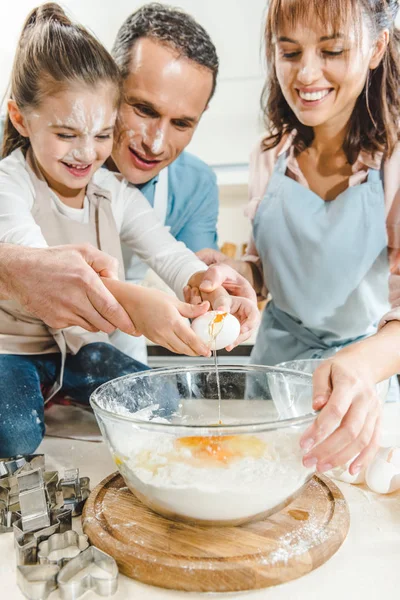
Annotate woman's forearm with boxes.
[334,320,400,383]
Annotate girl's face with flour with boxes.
[271,2,389,135]
[4,4,121,205]
[9,83,117,204]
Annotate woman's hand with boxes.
[103,279,212,357]
[300,356,382,476]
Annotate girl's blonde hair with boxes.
[3,2,122,157]
[263,0,400,161]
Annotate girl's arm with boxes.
[300,320,400,475]
[103,278,211,357]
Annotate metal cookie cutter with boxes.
[38,531,89,567]
[43,471,62,508]
[58,546,119,599]
[14,507,72,566]
[0,471,23,511]
[58,469,90,516]
[0,454,45,479]
[17,564,60,600]
[17,468,50,533]
[0,507,20,533]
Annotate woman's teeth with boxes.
[299,89,331,101]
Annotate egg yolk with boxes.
[208,312,228,340]
[175,435,266,465]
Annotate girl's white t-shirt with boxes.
[0,149,207,298]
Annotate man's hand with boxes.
[185,266,260,349]
[2,243,136,334]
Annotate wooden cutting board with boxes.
[82,472,349,592]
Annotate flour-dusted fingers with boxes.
[305,401,379,472]
[316,411,378,473]
[299,380,357,456]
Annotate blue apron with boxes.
[250,151,391,366]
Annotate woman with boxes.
[197,0,400,476]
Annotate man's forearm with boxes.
[0,243,24,299]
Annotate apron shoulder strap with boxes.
[368,167,383,184]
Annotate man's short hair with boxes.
[112,3,219,99]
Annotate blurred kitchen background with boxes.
[0,1,268,365]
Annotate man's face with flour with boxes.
[112,37,214,184]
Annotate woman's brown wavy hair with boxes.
[262,0,400,163]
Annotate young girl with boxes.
[198,0,400,475]
[0,3,258,457]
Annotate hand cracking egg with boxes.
[191,311,240,350]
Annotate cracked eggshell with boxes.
[191,311,240,350]
[365,447,400,494]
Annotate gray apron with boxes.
[251,151,390,366]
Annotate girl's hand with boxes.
[103,279,211,357]
[300,355,382,476]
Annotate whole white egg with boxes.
[191,311,240,350]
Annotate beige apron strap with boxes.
[87,183,125,281]
[43,330,67,403]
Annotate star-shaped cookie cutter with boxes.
[57,546,118,599]
[38,530,89,567]
[14,506,72,565]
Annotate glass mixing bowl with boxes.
[90,365,316,526]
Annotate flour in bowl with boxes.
[116,428,313,524]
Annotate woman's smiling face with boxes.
[274,15,376,131]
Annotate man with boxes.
[108,3,220,361]
[0,5,227,355]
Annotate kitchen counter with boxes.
[2,404,400,600]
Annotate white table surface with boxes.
[2,404,400,600]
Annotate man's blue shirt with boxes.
[137,151,219,251]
